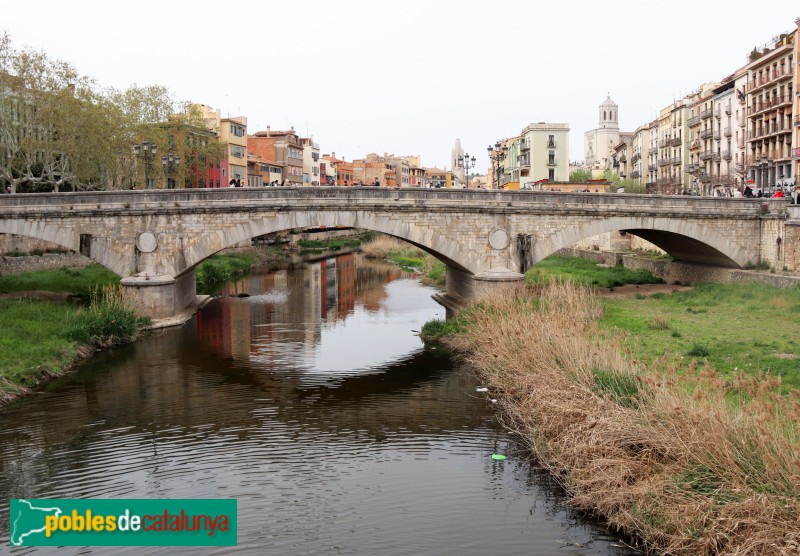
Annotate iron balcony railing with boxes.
[722,150,732,160]
[700,128,714,139]
[688,116,701,127]
[701,108,713,119]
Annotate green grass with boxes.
[297,238,363,251]
[526,256,664,288]
[600,282,800,390]
[0,264,120,301]
[196,252,257,294]
[0,299,80,388]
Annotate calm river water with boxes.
[0,253,638,555]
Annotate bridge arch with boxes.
[0,219,132,277]
[530,216,748,268]
[180,209,474,276]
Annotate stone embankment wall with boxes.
[0,233,91,276]
[557,247,800,288]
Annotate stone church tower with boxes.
[451,138,465,182]
[584,95,620,169]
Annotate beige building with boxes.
[711,80,736,195]
[629,123,652,185]
[518,123,570,188]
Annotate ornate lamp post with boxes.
[161,152,181,189]
[457,153,476,189]
[133,140,157,189]
[487,142,508,189]
[760,155,773,196]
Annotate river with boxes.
[0,252,638,555]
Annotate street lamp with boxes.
[161,152,181,189]
[457,153,476,189]
[487,142,508,190]
[760,155,773,196]
[133,140,157,189]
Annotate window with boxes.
[548,168,555,181]
[230,124,244,137]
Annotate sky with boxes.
[2,1,798,172]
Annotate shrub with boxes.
[67,286,149,347]
[687,344,709,357]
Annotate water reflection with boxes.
[0,252,638,555]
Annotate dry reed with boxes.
[360,235,423,259]
[443,281,800,555]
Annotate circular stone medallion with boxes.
[136,231,158,253]
[488,228,510,250]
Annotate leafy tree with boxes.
[602,169,645,194]
[569,169,592,183]
[1,33,222,192]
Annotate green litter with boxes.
[491,454,506,461]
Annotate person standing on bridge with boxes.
[373,178,380,187]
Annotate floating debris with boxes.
[476,387,489,393]
[491,454,506,461]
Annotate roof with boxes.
[600,95,617,108]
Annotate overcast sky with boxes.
[3,1,798,172]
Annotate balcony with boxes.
[722,149,732,160]
[701,108,713,120]
[658,158,670,167]
[619,154,627,163]
[688,115,701,127]
[671,137,682,147]
[723,126,731,137]
[671,156,682,166]
[631,153,641,164]
[699,150,717,161]
[715,108,721,119]
[520,138,531,151]
[648,146,658,155]
[688,163,699,173]
[659,139,670,148]
[648,164,656,172]
[631,170,641,179]
[700,128,714,139]
[725,105,732,115]
[655,176,680,187]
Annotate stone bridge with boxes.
[2,188,798,319]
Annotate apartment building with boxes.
[221,116,247,185]
[744,29,796,194]
[301,137,320,186]
[629,123,651,185]
[695,83,719,195]
[646,120,659,187]
[518,123,570,189]
[249,128,303,186]
[711,80,736,194]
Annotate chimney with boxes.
[266,125,270,137]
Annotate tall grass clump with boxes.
[67,285,149,347]
[436,280,800,555]
[0,264,119,301]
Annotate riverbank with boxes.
[422,282,800,555]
